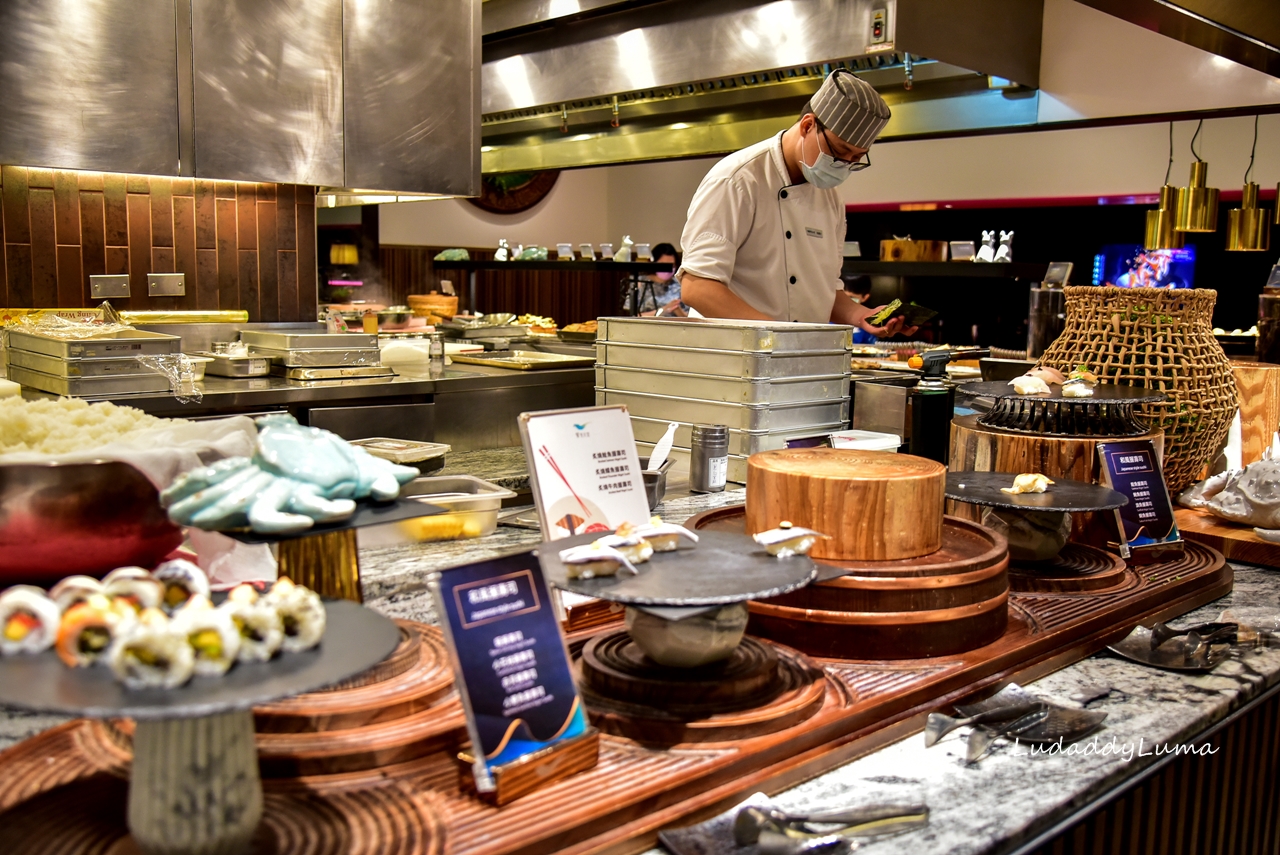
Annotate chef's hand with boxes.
[861,313,920,338]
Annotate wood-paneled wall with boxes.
[0,165,316,321]
[379,245,628,323]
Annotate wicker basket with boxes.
[1037,286,1238,493]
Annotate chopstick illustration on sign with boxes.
[539,445,592,518]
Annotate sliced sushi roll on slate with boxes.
[152,559,211,613]
[109,608,195,690]
[173,595,241,676]
[0,586,62,655]
[48,576,105,613]
[264,578,326,653]
[57,594,137,667]
[218,584,285,662]
[102,567,164,612]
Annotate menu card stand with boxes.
[1098,438,1185,564]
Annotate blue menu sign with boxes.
[430,552,589,792]
[1097,438,1183,560]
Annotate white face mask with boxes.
[799,126,852,190]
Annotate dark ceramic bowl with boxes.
[0,460,184,585]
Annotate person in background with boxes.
[676,70,912,337]
[625,243,688,316]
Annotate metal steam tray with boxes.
[272,364,396,381]
[439,322,531,340]
[596,364,849,405]
[596,340,851,379]
[6,328,181,359]
[595,387,849,431]
[9,364,172,397]
[238,330,378,350]
[250,346,383,367]
[596,316,852,353]
[191,351,272,377]
[629,414,848,457]
[450,350,595,370]
[6,348,146,378]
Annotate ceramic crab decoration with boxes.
[161,415,418,534]
[1177,454,1280,541]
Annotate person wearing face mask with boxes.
[677,71,911,335]
[623,243,686,315]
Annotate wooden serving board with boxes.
[1175,507,1280,569]
[0,539,1233,855]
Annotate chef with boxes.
[677,70,908,335]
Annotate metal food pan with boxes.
[629,415,847,457]
[597,317,851,353]
[596,387,849,431]
[250,346,383,367]
[439,324,530,340]
[273,365,396,380]
[6,348,145,378]
[9,364,172,397]
[192,351,272,377]
[596,364,848,405]
[239,330,377,350]
[596,340,850,379]
[7,328,181,359]
[634,441,749,485]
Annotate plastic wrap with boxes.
[136,354,204,404]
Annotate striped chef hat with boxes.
[808,70,891,149]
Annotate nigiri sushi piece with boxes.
[1027,366,1066,385]
[633,516,699,552]
[48,576,105,613]
[108,608,195,690]
[1009,375,1052,396]
[264,578,326,653]
[1061,382,1094,398]
[102,566,164,612]
[173,595,240,676]
[1069,365,1099,386]
[56,594,137,667]
[152,559,211,613]
[218,584,284,662]
[1001,473,1055,494]
[592,521,654,564]
[0,586,61,655]
[753,521,828,558]
[558,543,639,579]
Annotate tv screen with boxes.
[1092,244,1195,289]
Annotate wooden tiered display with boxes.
[746,448,946,560]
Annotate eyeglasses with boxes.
[820,128,871,172]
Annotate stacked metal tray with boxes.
[593,317,852,482]
[6,328,181,396]
[239,329,386,371]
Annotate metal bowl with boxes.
[378,307,412,326]
[0,461,184,585]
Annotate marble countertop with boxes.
[3,486,1279,855]
[434,446,530,492]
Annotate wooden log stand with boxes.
[1175,506,1280,569]
[746,448,946,561]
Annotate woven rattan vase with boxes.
[1037,287,1238,494]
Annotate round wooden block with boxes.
[1008,543,1130,594]
[575,632,827,745]
[745,448,946,561]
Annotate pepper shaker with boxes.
[690,424,729,493]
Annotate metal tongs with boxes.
[734,803,930,854]
[1149,620,1239,662]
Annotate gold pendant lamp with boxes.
[1275,182,1279,226]
[1175,120,1219,233]
[1226,117,1270,252]
[1145,185,1185,249]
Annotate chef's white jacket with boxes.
[677,132,845,324]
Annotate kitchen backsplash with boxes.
[0,166,317,322]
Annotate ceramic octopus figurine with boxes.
[161,415,418,534]
[1177,453,1280,542]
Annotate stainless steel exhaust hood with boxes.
[479,0,1044,172]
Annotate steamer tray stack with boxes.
[595,317,853,482]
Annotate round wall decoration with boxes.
[466,170,561,214]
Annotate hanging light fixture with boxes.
[1275,180,1279,226]
[1176,119,1220,232]
[1227,116,1270,252]
[1145,122,1184,249]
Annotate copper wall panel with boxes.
[0,165,315,320]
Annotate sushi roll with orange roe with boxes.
[0,586,61,655]
[56,594,136,667]
[48,576,105,613]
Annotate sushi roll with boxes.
[218,585,284,662]
[0,586,61,655]
[56,594,136,667]
[152,559,211,613]
[633,516,699,553]
[557,543,639,580]
[102,566,164,612]
[752,521,828,558]
[263,578,326,653]
[108,608,195,690]
[592,521,654,564]
[172,596,240,676]
[48,576,105,613]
